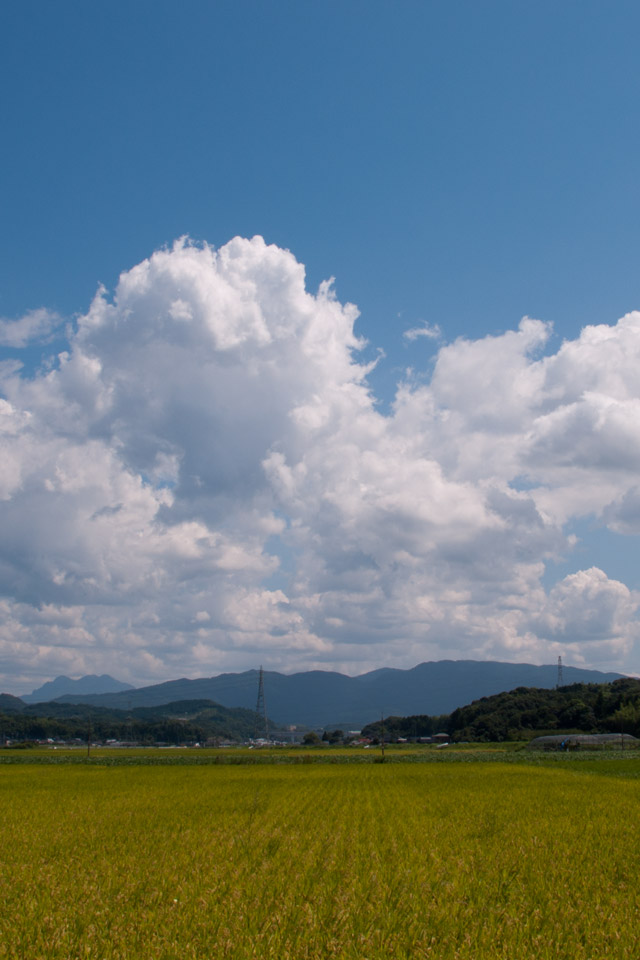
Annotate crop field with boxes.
[1,755,639,959]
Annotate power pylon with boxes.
[253,665,270,741]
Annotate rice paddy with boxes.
[1,753,639,959]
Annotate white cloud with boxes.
[529,568,640,663]
[403,321,441,342]
[1,237,640,692]
[0,308,62,347]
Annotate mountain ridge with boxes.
[22,674,135,703]
[51,660,625,728]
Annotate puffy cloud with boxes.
[530,568,640,663]
[0,308,62,347]
[1,236,639,692]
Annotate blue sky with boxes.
[1,2,640,691]
[4,3,640,358]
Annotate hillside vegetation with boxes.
[0,698,263,743]
[362,678,640,741]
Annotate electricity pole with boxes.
[253,666,270,741]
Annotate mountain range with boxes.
[22,674,135,703]
[48,661,624,729]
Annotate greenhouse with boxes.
[527,733,638,751]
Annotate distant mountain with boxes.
[52,660,625,728]
[22,674,135,704]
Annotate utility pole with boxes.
[253,666,270,741]
[556,656,563,690]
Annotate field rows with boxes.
[1,762,639,958]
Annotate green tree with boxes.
[302,731,321,745]
[558,698,596,731]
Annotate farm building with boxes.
[527,733,638,751]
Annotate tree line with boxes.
[361,678,640,742]
[0,697,262,744]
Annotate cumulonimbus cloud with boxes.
[0,236,639,691]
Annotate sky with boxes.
[2,1,640,694]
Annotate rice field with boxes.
[1,756,639,959]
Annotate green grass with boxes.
[0,741,633,766]
[1,758,640,958]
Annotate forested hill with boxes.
[361,678,640,742]
[0,698,264,743]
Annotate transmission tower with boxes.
[556,655,563,689]
[253,665,270,741]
